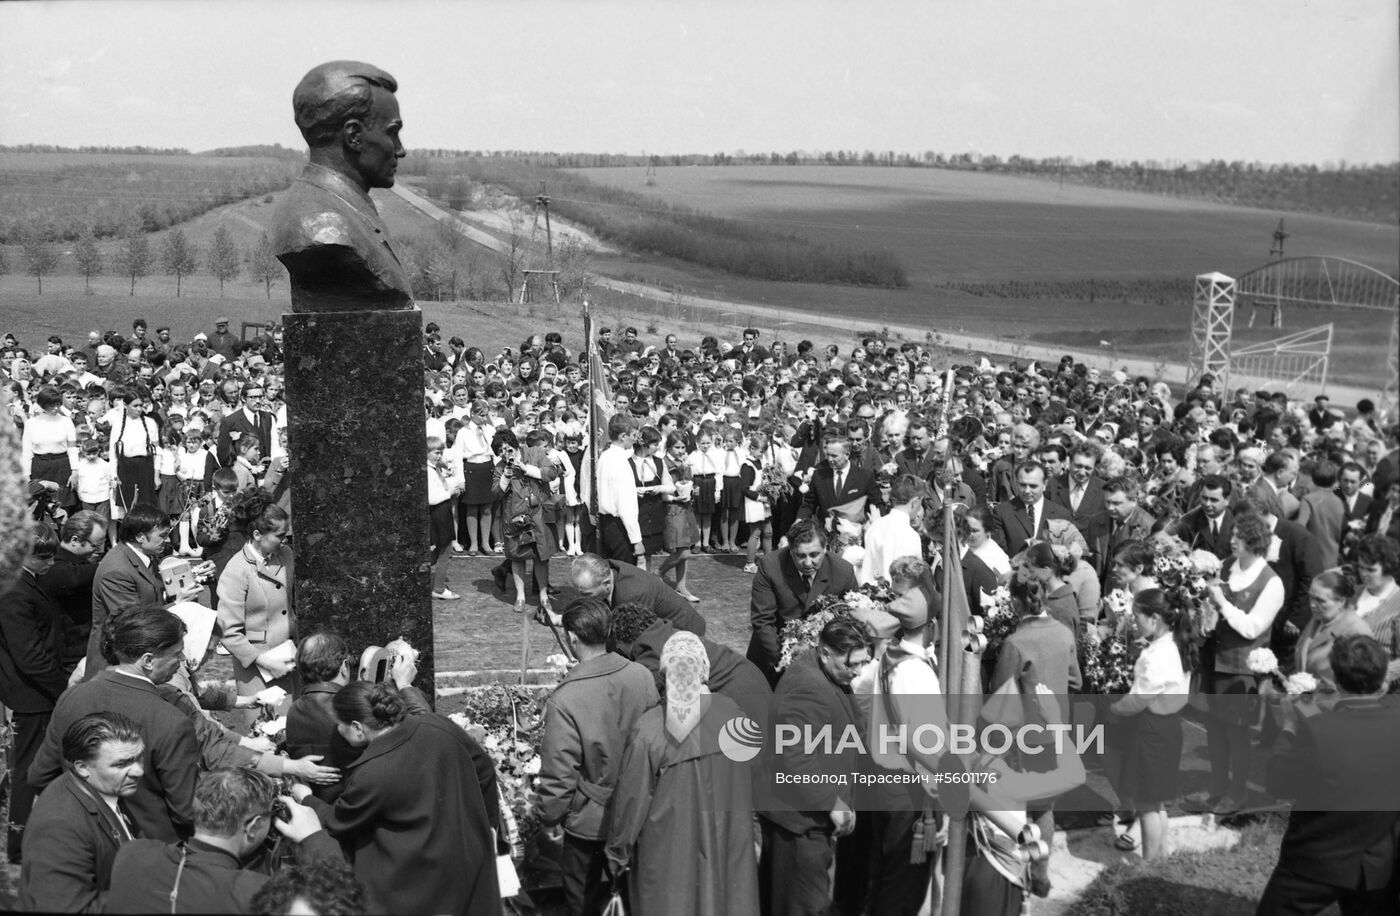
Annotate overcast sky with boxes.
[2,0,1396,165]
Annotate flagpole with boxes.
[939,458,967,916]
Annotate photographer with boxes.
[103,767,341,914]
[491,427,560,619]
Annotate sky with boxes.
[1,0,1396,165]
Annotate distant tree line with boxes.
[401,154,908,289]
[6,223,285,299]
[0,144,192,155]
[0,157,299,244]
[943,277,1194,306]
[402,149,1398,226]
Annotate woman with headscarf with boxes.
[605,631,760,916]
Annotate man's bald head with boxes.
[570,554,614,598]
[293,60,398,147]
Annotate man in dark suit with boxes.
[761,617,871,916]
[1051,443,1107,530]
[1336,462,1374,528]
[748,519,860,685]
[893,416,940,480]
[989,461,1076,560]
[569,554,707,636]
[85,504,205,682]
[1176,474,1236,560]
[20,712,144,912]
[798,435,882,523]
[215,382,275,467]
[1081,476,1157,580]
[284,633,362,804]
[103,767,341,914]
[31,606,201,844]
[1296,461,1347,568]
[38,509,108,676]
[1257,635,1400,915]
[0,526,69,862]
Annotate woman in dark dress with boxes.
[631,425,672,558]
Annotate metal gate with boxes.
[1229,323,1334,394]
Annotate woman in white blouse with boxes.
[20,386,80,508]
[108,384,161,515]
[1109,588,1191,859]
[455,400,498,555]
[1194,512,1283,815]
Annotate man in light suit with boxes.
[569,554,706,637]
[85,504,206,682]
[1257,635,1400,915]
[1176,474,1236,560]
[748,519,859,685]
[1081,476,1157,580]
[797,435,883,524]
[989,461,1076,560]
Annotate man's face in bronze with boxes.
[351,87,405,190]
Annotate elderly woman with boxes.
[605,632,760,916]
[1354,534,1400,690]
[1194,512,1283,816]
[216,492,298,731]
[1291,569,1372,701]
[492,427,559,617]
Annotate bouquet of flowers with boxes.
[449,683,553,859]
[776,583,896,672]
[757,462,792,505]
[1080,588,1142,694]
[1150,535,1221,645]
[977,586,1019,667]
[1283,671,1318,696]
[1247,646,1280,677]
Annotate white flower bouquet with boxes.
[1247,647,1280,676]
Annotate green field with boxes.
[572,165,1400,283]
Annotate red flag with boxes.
[580,304,613,515]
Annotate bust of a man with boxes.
[271,61,414,312]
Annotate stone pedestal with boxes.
[283,308,433,699]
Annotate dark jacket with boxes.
[764,652,863,835]
[0,571,70,713]
[535,652,658,840]
[30,668,200,843]
[1176,506,1234,560]
[798,463,882,521]
[20,771,135,913]
[1269,517,1325,635]
[86,543,167,681]
[1081,506,1157,578]
[215,407,274,468]
[37,545,100,674]
[609,560,707,636]
[747,548,859,685]
[991,614,1082,698]
[1049,475,1104,529]
[104,832,342,914]
[305,713,501,916]
[1267,695,1400,891]
[990,496,1077,559]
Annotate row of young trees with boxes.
[4,225,284,298]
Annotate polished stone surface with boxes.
[284,308,433,698]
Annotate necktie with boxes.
[835,470,845,494]
[1071,486,1084,512]
[1210,519,1219,538]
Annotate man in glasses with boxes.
[216,382,275,468]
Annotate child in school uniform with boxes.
[687,422,720,554]
[156,426,184,521]
[718,426,744,553]
[561,430,587,556]
[739,431,773,573]
[657,430,702,602]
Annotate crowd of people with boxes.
[3,313,1400,914]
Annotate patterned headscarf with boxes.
[660,631,710,743]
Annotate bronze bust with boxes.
[271,61,414,311]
